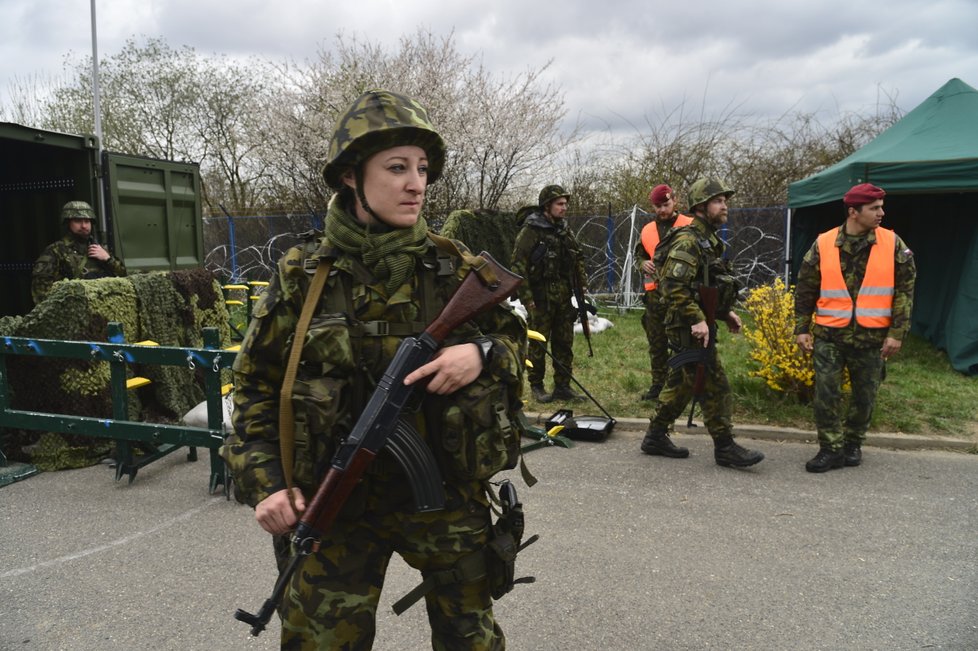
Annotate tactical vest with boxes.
[641,214,692,290]
[815,226,895,328]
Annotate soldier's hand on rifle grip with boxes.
[403,343,482,395]
[724,311,742,334]
[255,487,307,536]
[691,320,710,348]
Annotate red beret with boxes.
[649,184,673,206]
[843,183,885,207]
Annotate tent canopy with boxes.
[787,78,978,375]
[789,78,978,208]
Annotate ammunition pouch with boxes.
[392,480,538,615]
[429,373,522,481]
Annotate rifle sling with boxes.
[427,231,498,287]
[279,256,333,515]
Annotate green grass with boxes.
[524,307,978,438]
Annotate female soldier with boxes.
[222,90,526,650]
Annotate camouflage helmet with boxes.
[321,90,446,191]
[687,177,735,211]
[538,184,571,208]
[61,200,96,222]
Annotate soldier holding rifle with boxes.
[222,90,527,650]
[640,178,764,468]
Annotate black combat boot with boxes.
[805,446,845,473]
[641,427,689,458]
[640,384,663,401]
[550,385,585,402]
[713,436,765,468]
[530,384,552,403]
[843,441,862,467]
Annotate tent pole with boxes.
[784,207,792,285]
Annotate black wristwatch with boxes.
[472,336,493,367]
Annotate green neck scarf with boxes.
[324,195,429,294]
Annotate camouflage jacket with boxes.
[31,235,127,304]
[656,216,741,334]
[794,225,916,347]
[510,211,585,309]
[222,226,527,508]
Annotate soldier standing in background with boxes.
[640,178,764,467]
[31,200,127,304]
[511,184,587,403]
[636,184,692,401]
[794,183,915,473]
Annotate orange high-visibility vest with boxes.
[641,214,692,291]
[815,226,896,328]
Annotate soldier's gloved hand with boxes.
[255,487,306,536]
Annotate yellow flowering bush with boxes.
[743,278,815,401]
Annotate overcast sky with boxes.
[2,0,977,139]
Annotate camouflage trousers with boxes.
[649,335,733,439]
[812,338,884,450]
[273,476,504,651]
[641,292,669,387]
[527,302,575,389]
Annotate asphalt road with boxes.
[2,428,977,651]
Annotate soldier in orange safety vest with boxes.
[635,184,693,401]
[794,183,916,473]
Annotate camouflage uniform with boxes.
[794,226,916,451]
[32,231,127,304]
[222,90,524,650]
[647,216,741,438]
[510,208,585,392]
[636,214,686,394]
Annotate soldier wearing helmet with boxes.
[31,200,127,304]
[222,90,525,649]
[510,184,587,403]
[640,177,765,467]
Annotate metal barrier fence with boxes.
[0,322,235,492]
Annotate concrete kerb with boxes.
[524,412,977,453]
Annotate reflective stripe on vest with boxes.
[814,226,896,328]
[640,214,692,290]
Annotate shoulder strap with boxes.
[278,256,333,514]
[427,231,499,287]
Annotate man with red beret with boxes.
[635,184,693,401]
[794,183,916,472]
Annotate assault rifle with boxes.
[666,284,718,427]
[233,252,522,637]
[571,274,595,357]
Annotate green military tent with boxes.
[787,77,978,375]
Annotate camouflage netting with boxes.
[0,269,232,471]
[439,208,522,266]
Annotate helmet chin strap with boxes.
[353,165,390,229]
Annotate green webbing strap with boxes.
[278,256,332,515]
[427,231,499,288]
[391,549,488,615]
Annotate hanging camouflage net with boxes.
[0,269,231,471]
